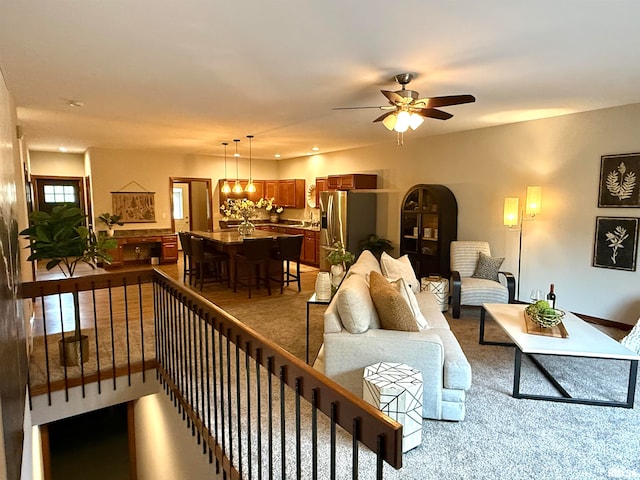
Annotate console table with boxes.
[104,232,178,267]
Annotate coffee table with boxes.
[480,303,639,408]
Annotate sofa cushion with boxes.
[348,249,382,282]
[336,274,379,333]
[471,251,504,281]
[390,277,428,329]
[369,271,419,332]
[379,252,419,293]
[460,277,509,305]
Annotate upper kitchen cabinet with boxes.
[327,174,377,191]
[264,180,278,200]
[315,177,328,206]
[278,179,306,208]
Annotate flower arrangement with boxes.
[220,199,257,221]
[260,197,284,214]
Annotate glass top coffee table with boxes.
[480,303,639,408]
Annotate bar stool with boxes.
[190,236,228,291]
[178,231,195,285]
[233,237,273,298]
[271,235,303,293]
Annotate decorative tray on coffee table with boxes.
[524,311,569,338]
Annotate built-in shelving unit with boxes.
[399,184,457,278]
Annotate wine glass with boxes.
[529,290,543,302]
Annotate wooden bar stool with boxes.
[271,235,303,293]
[233,237,273,298]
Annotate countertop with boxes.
[219,220,320,232]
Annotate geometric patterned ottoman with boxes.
[363,362,423,452]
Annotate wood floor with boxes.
[31,256,320,335]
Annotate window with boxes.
[43,184,76,203]
[173,188,184,219]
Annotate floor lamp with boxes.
[504,186,542,301]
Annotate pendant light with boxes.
[245,134,256,193]
[221,142,231,193]
[232,139,243,193]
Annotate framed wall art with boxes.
[598,153,640,207]
[592,216,639,271]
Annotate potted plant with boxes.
[359,234,393,260]
[20,204,118,365]
[257,197,284,223]
[326,241,355,287]
[98,212,124,237]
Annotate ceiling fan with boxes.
[334,73,475,134]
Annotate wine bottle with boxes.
[546,284,556,309]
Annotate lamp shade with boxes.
[394,111,411,132]
[409,113,424,130]
[503,197,519,226]
[382,113,397,131]
[525,186,542,216]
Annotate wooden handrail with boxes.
[152,269,404,469]
[20,268,155,298]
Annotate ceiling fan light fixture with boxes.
[382,113,397,131]
[409,113,424,130]
[394,110,411,132]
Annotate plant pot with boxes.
[58,334,90,366]
[330,263,345,287]
[270,214,280,223]
[107,228,115,237]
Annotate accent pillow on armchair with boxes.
[450,241,515,318]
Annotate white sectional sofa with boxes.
[315,250,472,421]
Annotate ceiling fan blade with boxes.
[381,90,405,105]
[373,111,395,122]
[416,108,453,120]
[415,94,476,108]
[332,106,389,110]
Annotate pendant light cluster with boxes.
[220,135,258,194]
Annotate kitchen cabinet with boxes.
[399,184,457,279]
[161,235,179,263]
[264,180,278,200]
[315,177,328,205]
[327,174,377,191]
[303,230,316,264]
[277,179,306,208]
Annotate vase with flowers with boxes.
[220,199,258,236]
[259,197,284,223]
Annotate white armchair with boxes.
[450,241,515,319]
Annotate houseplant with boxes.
[260,197,284,222]
[326,241,355,287]
[359,234,393,260]
[98,212,124,237]
[20,204,118,365]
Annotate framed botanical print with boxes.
[592,216,639,271]
[598,153,640,207]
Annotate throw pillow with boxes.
[348,249,382,282]
[621,318,640,354]
[471,251,504,281]
[369,271,419,332]
[389,277,428,329]
[336,274,379,333]
[379,252,420,293]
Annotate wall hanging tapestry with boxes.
[111,181,156,223]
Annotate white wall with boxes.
[29,151,85,177]
[135,393,221,480]
[280,104,640,325]
[87,148,279,230]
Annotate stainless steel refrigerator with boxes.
[319,190,376,271]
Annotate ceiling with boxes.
[2,1,640,160]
